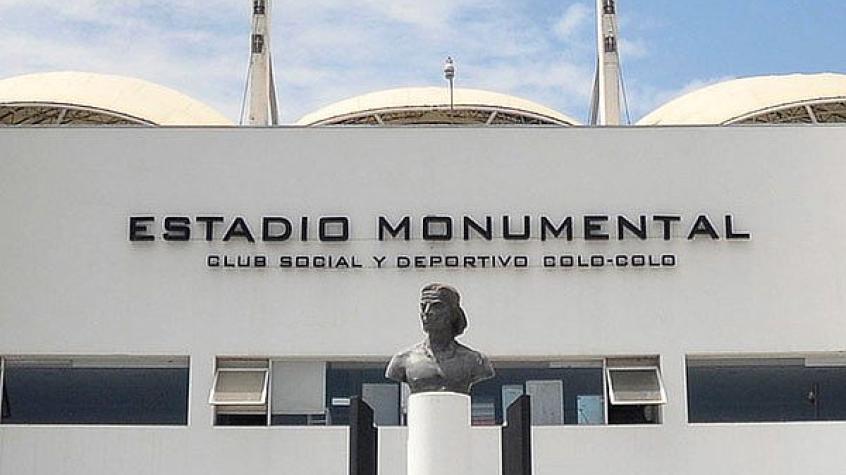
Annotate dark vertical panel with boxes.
[349,396,377,475]
[502,395,532,475]
[1,382,9,419]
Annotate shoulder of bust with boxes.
[390,342,426,361]
[455,342,494,378]
[455,342,482,357]
[386,348,412,382]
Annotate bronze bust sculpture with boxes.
[386,283,494,394]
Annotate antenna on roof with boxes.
[444,57,455,111]
[590,0,623,126]
[243,0,279,126]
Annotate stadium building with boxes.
[1,1,845,475]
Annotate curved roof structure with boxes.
[0,71,232,126]
[297,87,579,126]
[638,73,846,126]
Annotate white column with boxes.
[595,0,621,125]
[406,392,471,475]
[248,0,277,125]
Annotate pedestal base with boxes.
[407,392,471,475]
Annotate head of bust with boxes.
[420,283,468,337]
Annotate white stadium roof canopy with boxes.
[296,87,580,126]
[638,73,846,126]
[0,71,232,126]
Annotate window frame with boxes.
[209,367,269,407]
[605,366,667,406]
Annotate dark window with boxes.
[606,367,665,425]
[603,0,616,14]
[270,414,310,425]
[211,360,269,426]
[471,365,604,425]
[1,362,189,425]
[325,364,399,426]
[253,0,265,15]
[604,35,617,53]
[216,413,266,426]
[608,403,660,424]
[687,359,846,423]
[251,34,265,54]
[320,362,604,426]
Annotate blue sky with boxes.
[0,0,843,124]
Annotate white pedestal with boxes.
[407,392,471,475]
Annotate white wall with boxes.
[1,126,845,474]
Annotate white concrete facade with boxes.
[1,126,845,474]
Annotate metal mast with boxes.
[444,57,455,111]
[590,0,622,125]
[247,0,279,125]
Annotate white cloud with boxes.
[0,0,246,117]
[555,3,591,40]
[0,0,601,123]
[619,38,648,60]
[269,0,599,121]
[358,0,481,30]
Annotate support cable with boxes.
[239,15,259,125]
[619,65,631,125]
